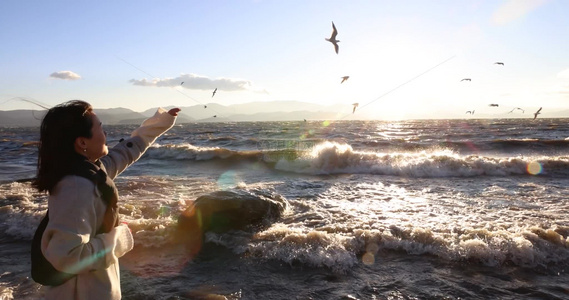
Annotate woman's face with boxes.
[83,113,108,161]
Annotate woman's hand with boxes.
[120,221,131,233]
[168,108,181,116]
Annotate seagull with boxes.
[212,88,217,97]
[181,82,184,85]
[325,22,340,54]
[352,103,359,114]
[341,76,349,83]
[508,107,524,113]
[489,104,499,107]
[494,62,504,65]
[465,110,475,115]
[533,107,542,120]
[461,78,471,82]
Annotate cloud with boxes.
[49,70,82,80]
[129,73,267,93]
[491,0,549,25]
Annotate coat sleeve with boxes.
[100,107,177,179]
[42,176,134,274]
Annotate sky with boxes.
[1,0,568,119]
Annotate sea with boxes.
[0,118,568,300]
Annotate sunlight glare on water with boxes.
[374,123,415,141]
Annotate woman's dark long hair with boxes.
[33,100,94,193]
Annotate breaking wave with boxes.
[147,142,569,177]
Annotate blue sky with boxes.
[1,0,568,119]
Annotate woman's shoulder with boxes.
[50,175,99,202]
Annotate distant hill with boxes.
[225,110,340,122]
[2,101,569,127]
[0,110,45,127]
[0,107,194,127]
[0,108,149,127]
[95,108,147,125]
[142,101,347,120]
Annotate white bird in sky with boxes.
[533,107,542,119]
[352,103,359,114]
[508,107,524,113]
[325,22,340,54]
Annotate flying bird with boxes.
[489,104,499,107]
[533,107,542,120]
[352,103,359,114]
[212,88,217,97]
[465,110,475,115]
[461,78,471,82]
[508,107,524,113]
[325,22,340,54]
[181,82,184,85]
[213,115,217,118]
[341,76,349,83]
[204,105,207,109]
[494,62,504,65]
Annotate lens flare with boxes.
[362,252,375,265]
[158,206,170,216]
[217,170,238,189]
[527,161,542,175]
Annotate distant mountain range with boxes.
[0,101,348,127]
[1,101,568,127]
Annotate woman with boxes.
[33,100,180,299]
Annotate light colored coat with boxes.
[42,108,176,300]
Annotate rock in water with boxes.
[176,189,287,254]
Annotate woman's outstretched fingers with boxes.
[168,108,181,116]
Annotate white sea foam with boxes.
[0,286,14,300]
[273,141,569,177]
[236,221,569,272]
[0,182,46,240]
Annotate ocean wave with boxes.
[351,138,569,155]
[146,142,569,177]
[2,183,567,273]
[4,209,566,273]
[273,141,569,177]
[236,223,569,273]
[146,143,304,164]
[147,144,262,161]
[0,182,46,240]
